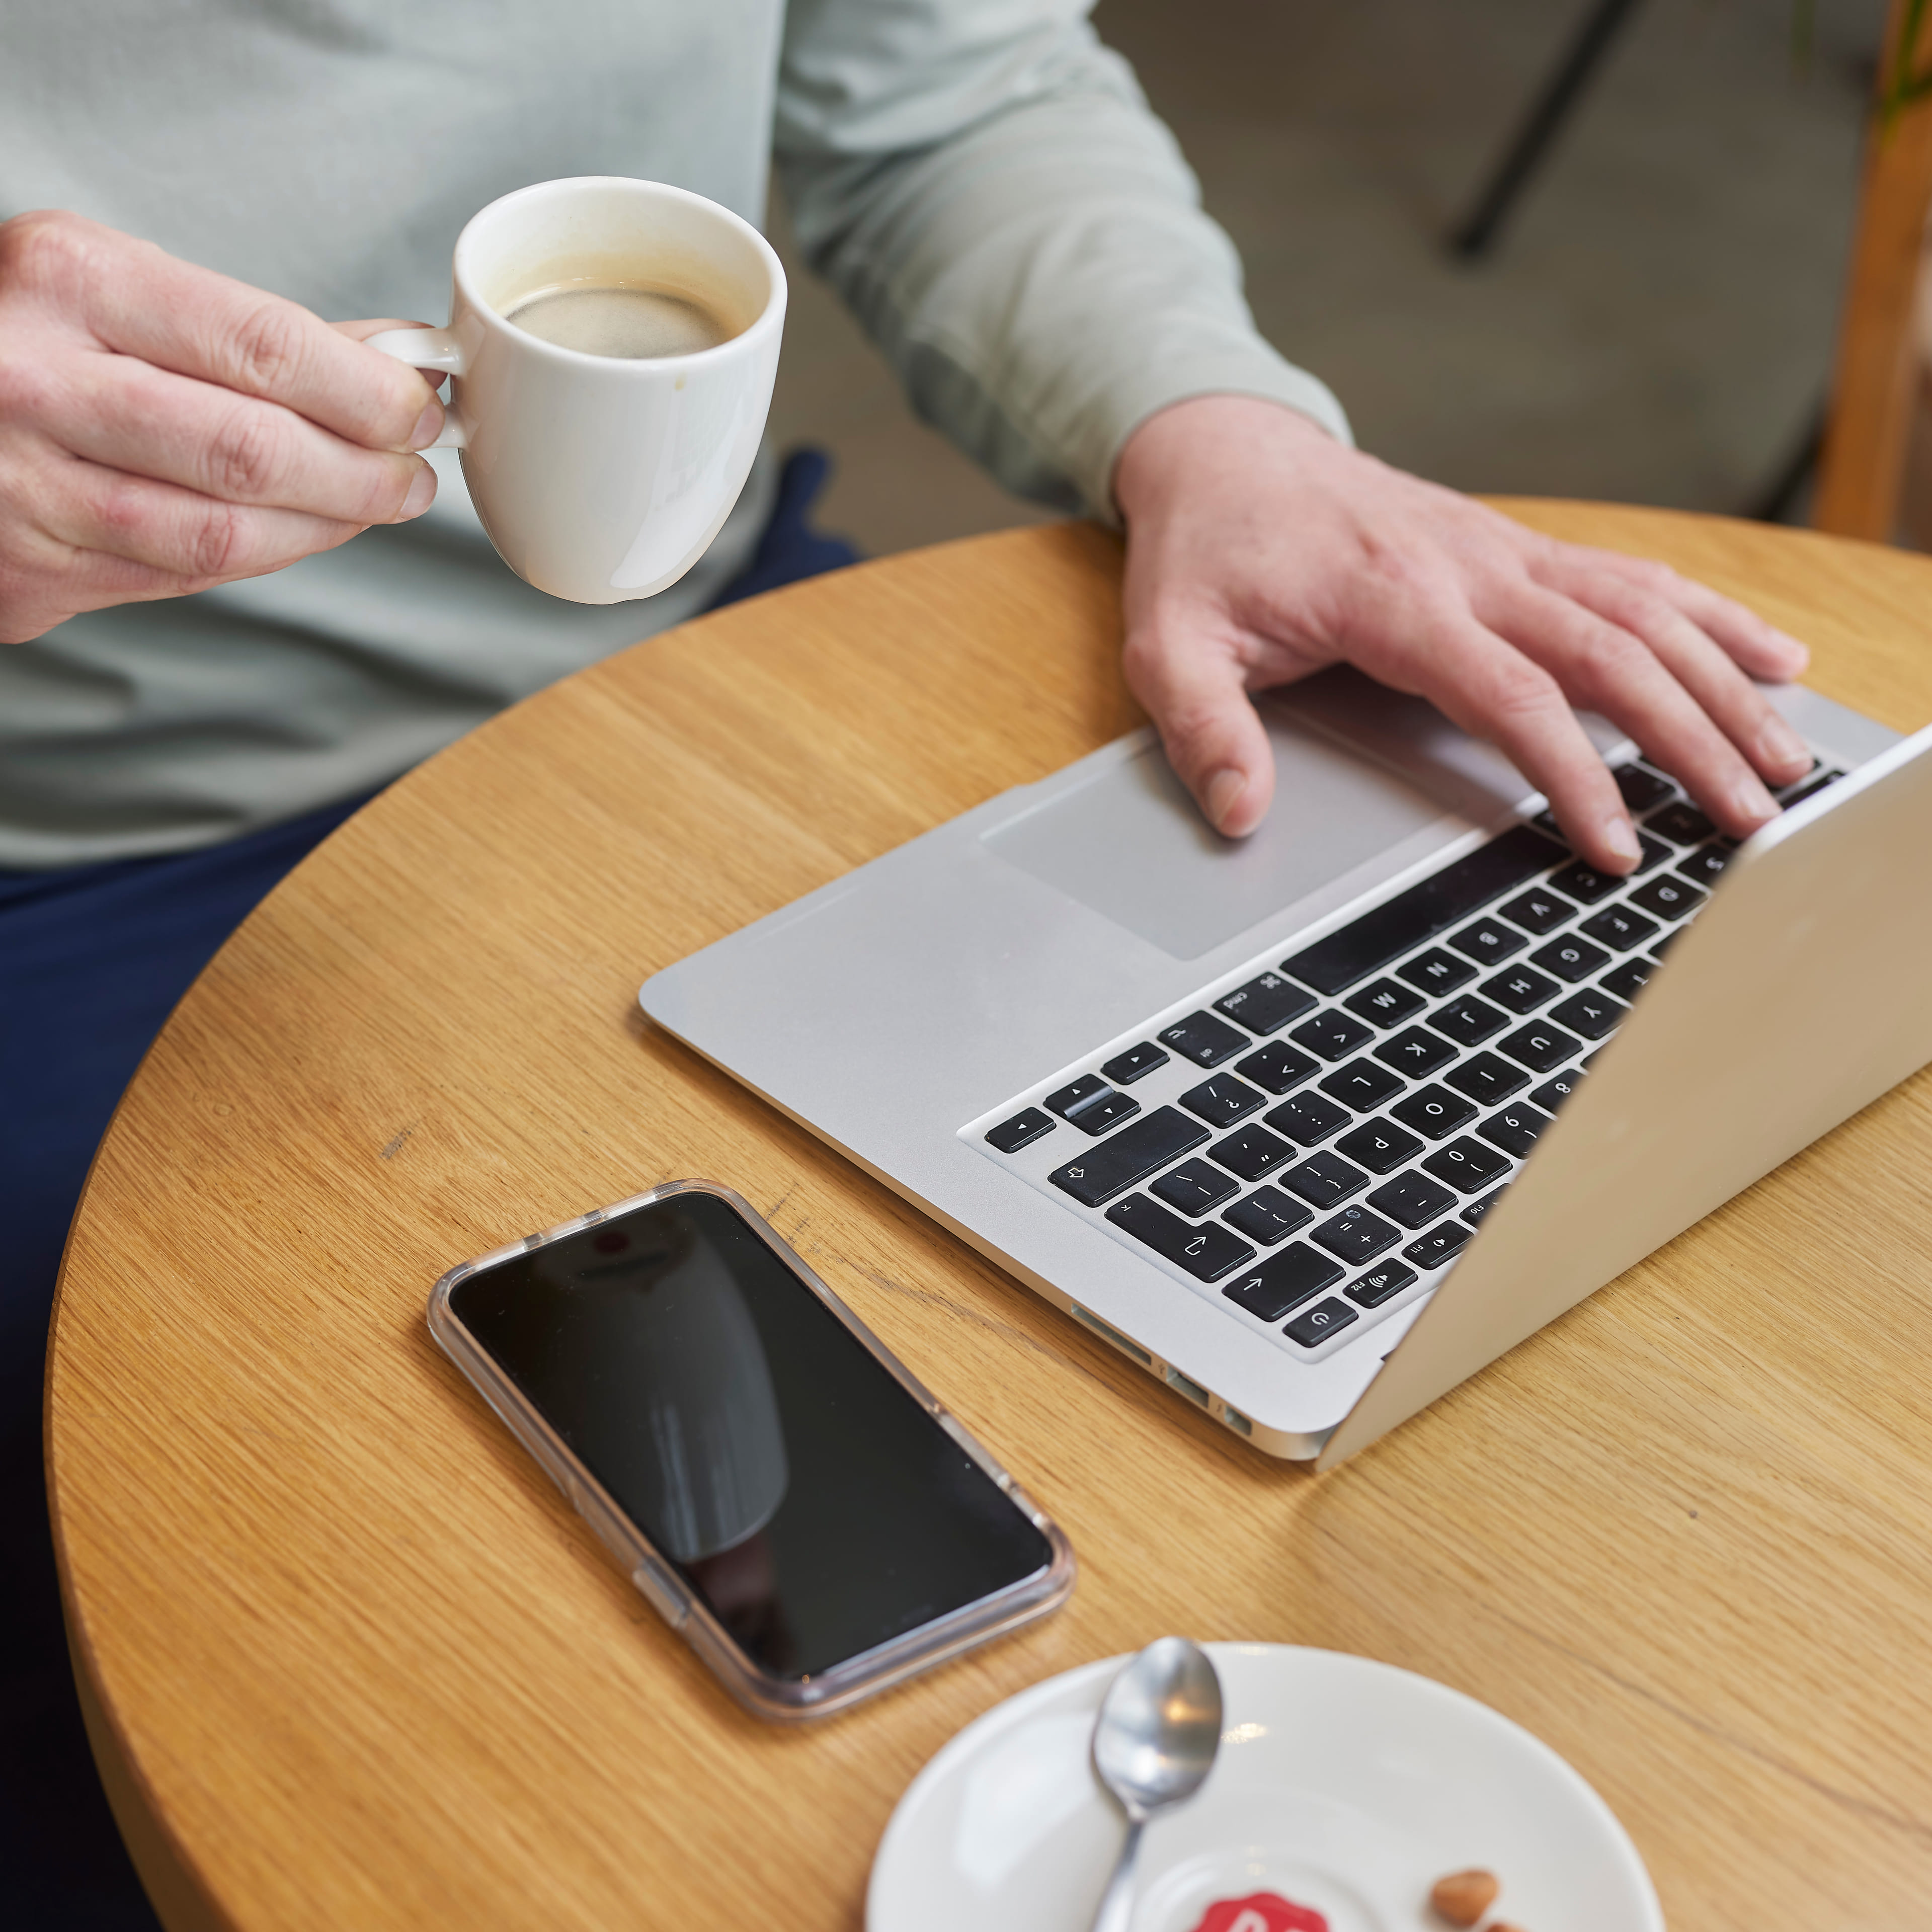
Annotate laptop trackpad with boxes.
[982,705,1457,962]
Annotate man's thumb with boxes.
[1125,627,1276,837]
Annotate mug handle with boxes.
[364,327,468,448]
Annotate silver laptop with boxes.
[639,666,1932,1468]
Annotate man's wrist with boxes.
[1112,393,1338,525]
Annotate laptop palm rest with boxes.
[981,707,1451,962]
[981,668,1633,964]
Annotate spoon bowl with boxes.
[1089,1638,1224,1932]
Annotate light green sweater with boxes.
[0,0,1347,867]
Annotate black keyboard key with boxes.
[1284,1297,1359,1347]
[1067,1090,1140,1134]
[1346,1259,1418,1307]
[1102,1042,1169,1085]
[1318,1057,1405,1110]
[1496,1019,1581,1074]
[1159,1010,1249,1068]
[1365,1170,1460,1230]
[1235,1039,1322,1095]
[1279,823,1566,996]
[1179,1074,1267,1128]
[1335,1118,1425,1173]
[1531,934,1610,983]
[1373,1025,1458,1078]
[1404,1221,1474,1269]
[1050,1106,1208,1207]
[1221,1243,1342,1321]
[1429,994,1509,1048]
[1289,1009,1377,1062]
[1549,988,1628,1040]
[1389,1085,1477,1140]
[1106,1194,1255,1281]
[1214,971,1317,1036]
[1677,844,1731,888]
[1443,1052,1527,1105]
[1279,1150,1372,1209]
[1462,1185,1507,1227]
[1309,1203,1403,1264]
[1548,858,1621,905]
[1635,832,1672,872]
[1612,763,1675,812]
[1651,928,1682,959]
[1223,1184,1313,1246]
[1150,1158,1240,1216]
[1343,977,1426,1028]
[1599,957,1652,1003]
[1628,873,1706,922]
[1477,1102,1550,1158]
[1263,1091,1354,1146]
[1481,965,1560,1014]
[1209,1124,1298,1183]
[1497,884,1576,936]
[1780,767,1844,809]
[1423,1136,1511,1191]
[1647,799,1714,845]
[1396,947,1475,996]
[1579,904,1659,952]
[1531,1070,1583,1112]
[1045,1073,1109,1119]
[986,1108,1054,1154]
[1446,916,1526,965]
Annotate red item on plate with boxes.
[1189,1892,1329,1932]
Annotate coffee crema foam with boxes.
[503,281,736,359]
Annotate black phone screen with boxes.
[449,1191,1052,1680]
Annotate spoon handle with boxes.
[1089,1816,1144,1932]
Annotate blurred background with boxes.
[765,0,1893,557]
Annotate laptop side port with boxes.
[1219,1404,1253,1436]
[1069,1302,1154,1366]
[1164,1366,1210,1408]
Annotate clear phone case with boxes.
[427,1179,1076,1721]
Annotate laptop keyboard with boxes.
[967,757,1842,1362]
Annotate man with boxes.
[0,1,1811,1919]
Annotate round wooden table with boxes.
[49,506,1932,1930]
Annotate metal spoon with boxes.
[1089,1637,1224,1932]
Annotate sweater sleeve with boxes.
[773,0,1352,519]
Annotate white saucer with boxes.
[868,1645,1662,1932]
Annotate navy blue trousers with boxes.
[0,450,855,1928]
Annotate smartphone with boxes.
[428,1180,1074,1719]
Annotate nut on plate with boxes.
[1429,1869,1500,1925]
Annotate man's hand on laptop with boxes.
[1112,395,1814,876]
[0,210,443,645]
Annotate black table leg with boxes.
[1451,0,1647,261]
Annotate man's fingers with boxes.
[1536,560,1813,788]
[1540,541,1809,682]
[47,351,433,524]
[1491,581,1781,841]
[4,212,440,452]
[45,454,370,580]
[1123,615,1276,836]
[1390,609,1641,874]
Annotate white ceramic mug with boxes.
[367,177,785,605]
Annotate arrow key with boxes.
[1220,1242,1343,1322]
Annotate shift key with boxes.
[1106,1194,1256,1281]
[1050,1105,1209,1208]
